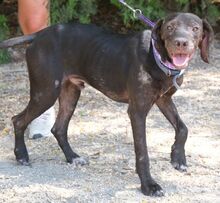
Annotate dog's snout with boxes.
[174,38,188,48]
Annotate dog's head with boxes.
[152,13,214,69]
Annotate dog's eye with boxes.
[192,27,199,32]
[167,25,173,31]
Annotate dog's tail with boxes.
[0,33,36,49]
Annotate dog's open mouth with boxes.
[171,53,192,69]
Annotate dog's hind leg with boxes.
[51,80,88,166]
[12,107,31,165]
[12,86,59,165]
[13,67,61,165]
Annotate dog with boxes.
[0,13,213,196]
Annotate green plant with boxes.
[205,3,220,25]
[50,0,219,31]
[111,0,219,28]
[175,0,220,25]
[0,14,10,64]
[51,0,97,24]
[110,0,166,28]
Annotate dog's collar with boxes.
[151,39,185,89]
[151,39,185,77]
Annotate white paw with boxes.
[71,157,89,167]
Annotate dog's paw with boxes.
[171,148,187,172]
[14,148,30,166]
[171,161,187,172]
[141,182,164,197]
[69,157,89,167]
[17,158,31,166]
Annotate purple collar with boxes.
[151,39,186,89]
[152,39,176,70]
[151,39,185,77]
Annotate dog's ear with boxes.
[199,19,214,63]
[151,19,168,62]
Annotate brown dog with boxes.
[0,13,213,196]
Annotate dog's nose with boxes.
[175,38,188,48]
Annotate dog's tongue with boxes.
[172,54,189,68]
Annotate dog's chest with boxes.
[138,65,152,85]
[137,65,175,97]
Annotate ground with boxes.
[0,40,220,203]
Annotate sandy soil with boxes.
[0,40,220,203]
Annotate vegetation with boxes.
[0,14,10,64]
[50,0,97,24]
[110,0,166,29]
[50,0,220,27]
[0,0,219,64]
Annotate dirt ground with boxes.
[0,39,220,203]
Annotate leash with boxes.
[118,0,184,89]
[118,0,155,28]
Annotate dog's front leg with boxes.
[128,103,164,197]
[156,92,188,172]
